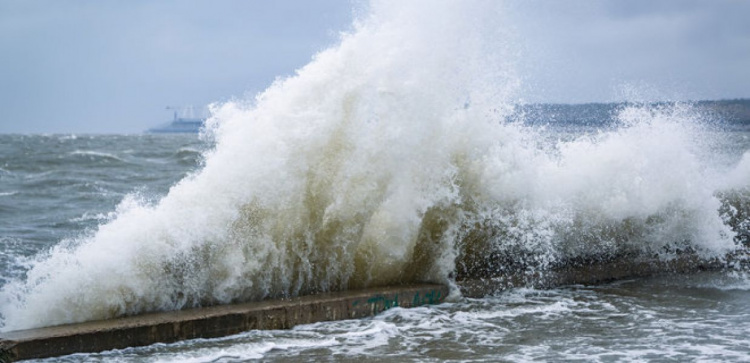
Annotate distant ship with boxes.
[148,107,206,133]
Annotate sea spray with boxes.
[0,0,746,331]
[0,0,516,330]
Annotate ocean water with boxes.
[2,117,750,363]
[3,0,750,361]
[0,134,204,268]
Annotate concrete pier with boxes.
[0,284,448,362]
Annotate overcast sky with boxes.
[1,0,749,133]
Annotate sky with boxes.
[1,0,749,133]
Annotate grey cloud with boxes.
[1,1,749,133]
[513,0,750,103]
[0,0,353,133]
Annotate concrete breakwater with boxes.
[457,252,742,297]
[0,284,448,362]
[1,250,746,362]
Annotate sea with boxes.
[1,124,750,362]
[3,1,750,361]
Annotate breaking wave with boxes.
[1,0,748,331]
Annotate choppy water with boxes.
[2,129,750,362]
[0,134,205,287]
[3,0,750,361]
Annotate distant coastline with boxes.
[512,98,750,128]
[144,99,750,133]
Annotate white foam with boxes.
[0,0,746,331]
[70,150,127,163]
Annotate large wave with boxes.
[1,0,748,331]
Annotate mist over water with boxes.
[1,0,749,333]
